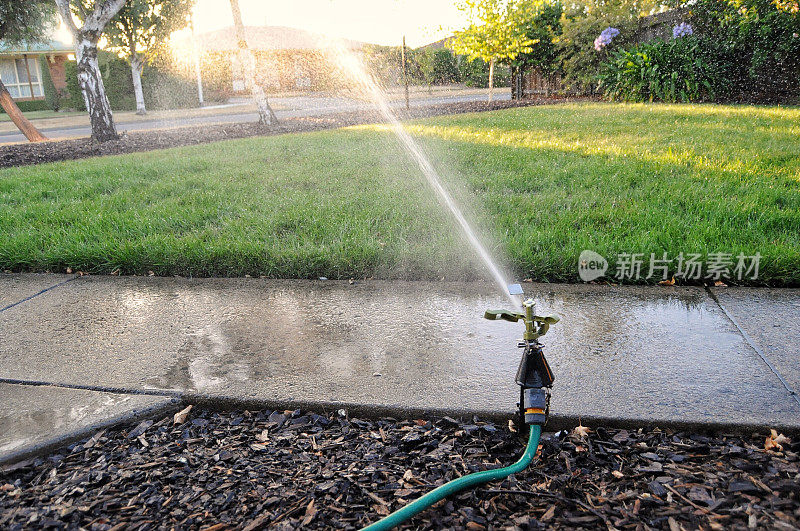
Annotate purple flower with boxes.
[594,27,620,50]
[673,22,693,38]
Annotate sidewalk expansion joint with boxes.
[0,377,182,399]
[0,276,79,314]
[706,287,800,409]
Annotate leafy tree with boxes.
[0,0,56,141]
[55,0,128,142]
[514,0,563,73]
[103,0,194,115]
[450,0,536,101]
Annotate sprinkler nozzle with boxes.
[484,299,560,342]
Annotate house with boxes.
[189,26,364,93]
[0,39,73,102]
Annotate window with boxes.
[0,57,43,99]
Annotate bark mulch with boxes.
[1,407,797,530]
[0,97,582,169]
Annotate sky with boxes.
[187,0,470,48]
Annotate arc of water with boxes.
[329,45,519,308]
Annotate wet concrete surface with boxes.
[0,382,178,465]
[0,274,74,310]
[711,287,800,396]
[1,274,798,432]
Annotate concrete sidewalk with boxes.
[1,273,798,464]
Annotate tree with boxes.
[510,0,563,98]
[103,0,194,115]
[55,0,127,142]
[228,0,277,126]
[0,0,55,142]
[450,0,536,101]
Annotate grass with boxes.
[1,102,798,285]
[0,109,84,122]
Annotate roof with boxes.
[417,37,453,51]
[192,26,365,53]
[0,38,73,56]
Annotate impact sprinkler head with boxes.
[484,298,560,342]
[484,286,561,427]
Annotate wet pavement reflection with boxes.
[0,276,798,427]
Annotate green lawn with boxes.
[1,103,798,285]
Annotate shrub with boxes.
[0,99,50,113]
[142,67,198,110]
[557,1,644,93]
[689,0,800,102]
[429,49,461,84]
[63,61,85,111]
[39,56,60,111]
[599,36,726,102]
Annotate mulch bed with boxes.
[1,407,797,530]
[0,97,581,169]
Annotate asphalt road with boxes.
[0,91,510,145]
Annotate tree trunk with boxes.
[488,58,495,103]
[229,0,277,126]
[0,79,47,142]
[76,37,118,142]
[130,54,146,115]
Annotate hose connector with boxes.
[523,388,548,425]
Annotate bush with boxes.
[689,0,800,102]
[0,99,50,113]
[428,49,461,84]
[142,67,198,110]
[39,56,60,111]
[100,55,136,111]
[63,60,85,111]
[599,36,727,102]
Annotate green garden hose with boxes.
[362,424,542,531]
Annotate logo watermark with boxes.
[578,250,609,281]
[578,251,761,282]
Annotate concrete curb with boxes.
[0,396,182,470]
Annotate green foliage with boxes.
[103,0,194,61]
[0,99,50,113]
[450,0,536,64]
[512,0,564,73]
[0,0,57,43]
[101,55,136,111]
[429,49,461,84]
[457,55,511,86]
[599,36,728,102]
[63,61,85,111]
[688,0,800,101]
[142,67,198,110]
[198,53,229,101]
[39,56,60,111]
[557,0,662,91]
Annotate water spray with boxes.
[362,285,560,530]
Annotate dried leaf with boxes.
[659,277,676,286]
[572,423,591,439]
[765,429,791,451]
[173,405,193,425]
